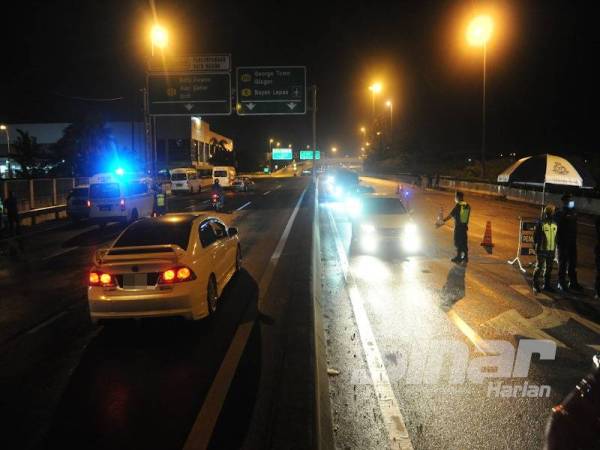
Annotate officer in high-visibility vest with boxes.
[440,191,471,264]
[154,183,167,216]
[532,204,558,293]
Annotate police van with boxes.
[212,166,236,188]
[170,167,201,194]
[88,172,155,226]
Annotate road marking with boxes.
[235,201,252,211]
[183,186,308,450]
[446,310,495,354]
[262,190,271,196]
[185,200,210,211]
[26,310,69,335]
[42,246,78,261]
[326,208,414,450]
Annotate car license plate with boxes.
[99,205,111,211]
[123,274,148,289]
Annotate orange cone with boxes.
[481,220,494,248]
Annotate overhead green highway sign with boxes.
[272,148,293,160]
[299,150,320,160]
[236,66,306,115]
[147,72,232,116]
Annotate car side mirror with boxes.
[228,227,238,237]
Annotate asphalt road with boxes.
[321,177,600,450]
[0,176,314,450]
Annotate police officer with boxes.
[533,204,558,293]
[441,191,471,264]
[555,193,582,292]
[155,188,166,216]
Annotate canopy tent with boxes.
[497,154,595,188]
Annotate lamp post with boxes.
[368,83,382,120]
[466,14,493,178]
[0,124,11,178]
[385,100,393,130]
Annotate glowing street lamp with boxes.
[151,24,168,56]
[466,14,493,178]
[331,146,337,153]
[368,83,382,118]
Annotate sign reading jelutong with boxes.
[147,73,232,116]
[147,54,231,72]
[236,66,306,115]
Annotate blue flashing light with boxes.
[115,167,125,176]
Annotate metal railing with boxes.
[1,178,75,225]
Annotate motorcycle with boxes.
[211,193,223,211]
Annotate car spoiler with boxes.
[95,244,184,265]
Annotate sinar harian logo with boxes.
[552,161,569,175]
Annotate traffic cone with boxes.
[481,220,494,251]
[396,183,403,195]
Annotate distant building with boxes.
[0,118,233,178]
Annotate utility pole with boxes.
[311,85,318,181]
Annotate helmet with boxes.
[543,204,556,218]
[214,178,220,185]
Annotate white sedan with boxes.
[232,176,255,192]
[350,194,421,254]
[88,213,241,323]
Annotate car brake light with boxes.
[119,198,126,211]
[89,270,115,287]
[158,266,195,284]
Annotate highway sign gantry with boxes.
[147,72,232,116]
[272,148,293,160]
[236,66,306,115]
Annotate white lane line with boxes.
[41,246,78,261]
[262,190,272,196]
[235,201,252,211]
[26,310,69,335]
[183,186,308,450]
[326,208,414,450]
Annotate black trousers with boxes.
[533,252,554,288]
[558,244,577,285]
[454,226,468,259]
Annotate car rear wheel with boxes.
[207,276,218,315]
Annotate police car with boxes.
[88,171,155,227]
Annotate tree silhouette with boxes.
[12,129,41,177]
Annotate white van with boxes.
[170,168,201,194]
[88,172,155,226]
[212,166,236,188]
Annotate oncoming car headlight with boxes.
[401,222,421,252]
[361,224,376,233]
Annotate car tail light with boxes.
[158,266,196,284]
[89,270,115,287]
[119,198,126,211]
[87,200,91,208]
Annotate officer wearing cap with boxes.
[440,191,471,264]
[555,193,582,292]
[533,204,558,293]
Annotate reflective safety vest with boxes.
[541,222,557,251]
[156,193,165,207]
[458,202,470,224]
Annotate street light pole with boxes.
[481,42,487,179]
[311,85,318,181]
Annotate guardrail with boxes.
[365,173,600,216]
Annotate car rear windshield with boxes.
[363,198,407,215]
[171,173,188,181]
[114,219,192,250]
[90,183,120,199]
[214,170,227,177]
[70,187,89,198]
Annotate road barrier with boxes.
[1,177,75,226]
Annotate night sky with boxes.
[1,0,598,166]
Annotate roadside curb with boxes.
[312,181,334,450]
